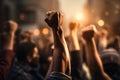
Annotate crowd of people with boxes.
[0,11,120,80]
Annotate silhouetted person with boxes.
[7,42,44,80]
[101,47,120,80]
[0,20,18,80]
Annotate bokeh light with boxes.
[34,29,40,36]
[42,27,49,35]
[75,12,85,21]
[98,19,104,27]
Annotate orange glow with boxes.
[98,19,104,27]
[34,29,40,36]
[75,13,85,21]
[42,27,49,35]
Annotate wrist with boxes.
[84,38,94,44]
[52,26,62,32]
[70,31,77,37]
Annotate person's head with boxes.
[100,48,120,80]
[107,37,119,52]
[16,42,39,66]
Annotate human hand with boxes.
[69,20,80,32]
[82,25,97,41]
[8,20,18,33]
[0,20,18,34]
[45,11,63,29]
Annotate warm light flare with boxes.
[75,13,85,21]
[98,19,104,27]
[34,29,40,36]
[42,27,49,35]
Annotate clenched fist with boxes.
[69,20,80,31]
[82,25,97,41]
[45,11,63,29]
[0,20,18,34]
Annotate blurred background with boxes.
[0,0,120,43]
[0,1,120,78]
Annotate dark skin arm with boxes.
[81,25,111,80]
[45,11,71,79]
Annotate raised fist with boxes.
[8,20,18,33]
[82,25,97,41]
[0,20,18,33]
[69,20,80,31]
[45,11,63,29]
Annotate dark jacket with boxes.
[47,72,72,80]
[70,50,91,80]
[7,61,44,80]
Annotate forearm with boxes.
[45,11,71,79]
[70,31,83,69]
[71,31,80,50]
[51,27,71,74]
[3,32,14,50]
[84,38,111,80]
[0,32,15,80]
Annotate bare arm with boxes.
[82,25,111,80]
[0,20,18,80]
[45,11,71,79]
[68,20,83,69]
[69,20,80,51]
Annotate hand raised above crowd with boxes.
[69,20,80,32]
[45,11,63,29]
[0,20,18,34]
[81,25,97,41]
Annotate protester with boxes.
[0,10,119,80]
[101,47,120,80]
[81,25,111,80]
[7,41,44,80]
[0,20,18,80]
[67,20,91,80]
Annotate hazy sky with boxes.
[59,0,87,20]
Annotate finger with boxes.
[46,11,53,16]
[45,11,55,22]
[90,25,97,33]
[46,11,56,16]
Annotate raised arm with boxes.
[0,20,18,80]
[81,25,111,80]
[45,11,71,80]
[69,20,80,51]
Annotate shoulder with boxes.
[7,64,33,80]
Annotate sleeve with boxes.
[70,50,82,68]
[0,50,15,80]
[47,72,72,80]
[70,50,91,80]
